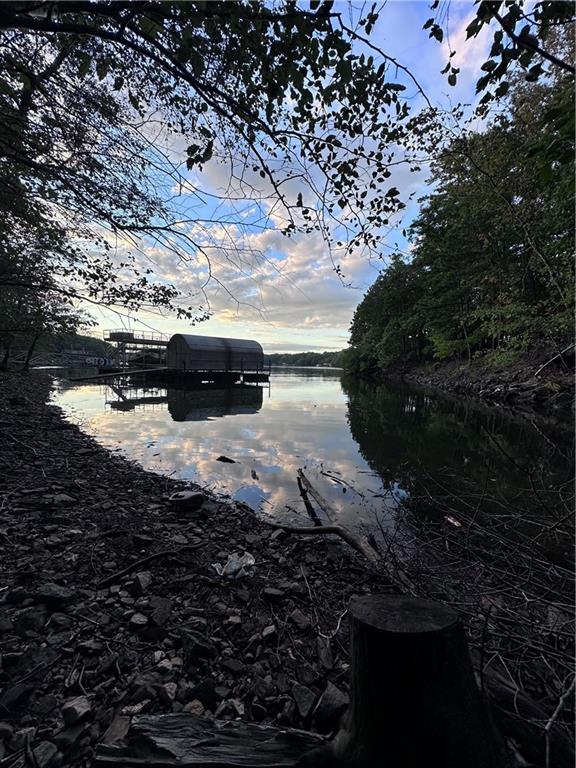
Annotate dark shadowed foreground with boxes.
[0,373,573,768]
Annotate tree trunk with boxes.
[22,331,40,371]
[0,337,13,370]
[304,595,509,767]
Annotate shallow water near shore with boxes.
[51,368,573,529]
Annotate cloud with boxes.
[81,2,495,353]
[442,8,493,77]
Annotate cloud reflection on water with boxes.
[53,370,396,531]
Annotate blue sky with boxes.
[89,1,493,353]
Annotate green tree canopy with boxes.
[347,62,574,373]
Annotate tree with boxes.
[0,1,419,327]
[346,65,574,372]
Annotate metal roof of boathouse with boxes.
[167,333,264,372]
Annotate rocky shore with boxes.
[401,356,574,413]
[0,372,388,767]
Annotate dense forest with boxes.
[265,351,344,367]
[344,50,574,376]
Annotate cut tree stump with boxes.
[93,713,325,766]
[301,594,509,767]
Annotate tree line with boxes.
[265,351,344,367]
[345,40,574,376]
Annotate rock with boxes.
[297,663,317,686]
[289,608,311,631]
[32,583,75,607]
[181,630,217,663]
[169,490,205,511]
[0,685,35,713]
[33,740,60,768]
[6,587,27,604]
[291,683,316,719]
[77,638,103,655]
[149,596,172,626]
[216,455,236,463]
[50,613,72,629]
[249,675,274,699]
[31,695,58,716]
[15,606,47,634]
[120,700,151,716]
[61,695,92,726]
[127,571,152,597]
[313,682,349,733]
[221,658,244,675]
[101,716,130,745]
[317,635,333,670]
[183,699,204,715]
[229,698,245,717]
[54,722,90,751]
[261,624,276,640]
[262,587,285,600]
[160,683,178,703]
[275,673,290,694]
[184,678,220,710]
[47,494,75,506]
[129,612,148,630]
[0,617,14,634]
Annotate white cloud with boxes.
[442,8,493,77]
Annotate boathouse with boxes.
[166,334,264,373]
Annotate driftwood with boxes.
[271,470,380,567]
[297,473,322,525]
[94,713,325,766]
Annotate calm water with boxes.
[51,369,573,530]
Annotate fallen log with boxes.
[94,713,325,766]
[279,470,380,566]
[297,473,322,526]
[268,522,381,567]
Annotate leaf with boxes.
[430,25,443,43]
[78,56,91,79]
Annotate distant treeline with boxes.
[344,69,574,376]
[265,351,345,368]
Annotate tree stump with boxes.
[302,594,509,768]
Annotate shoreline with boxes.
[370,357,573,415]
[0,372,387,767]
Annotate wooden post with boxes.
[303,594,509,767]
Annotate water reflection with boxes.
[52,370,572,531]
[105,384,264,422]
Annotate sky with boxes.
[89,1,494,353]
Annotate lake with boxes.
[51,368,573,531]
